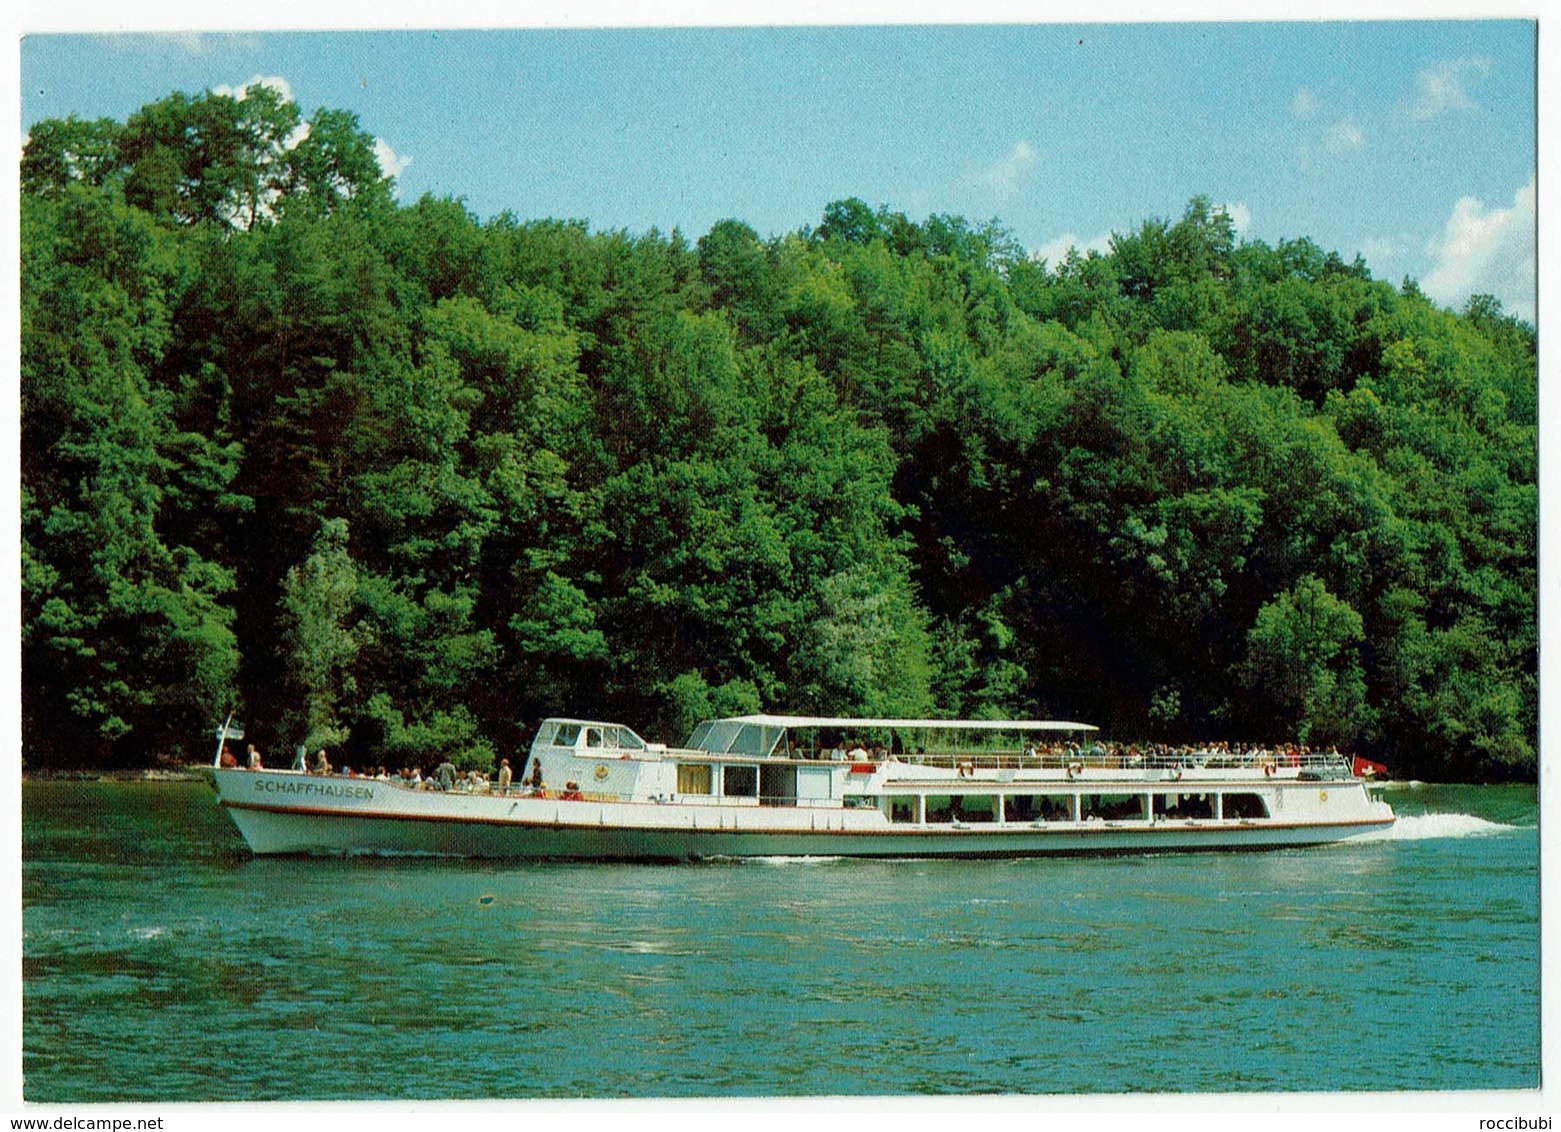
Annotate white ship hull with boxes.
[213,766,1393,860]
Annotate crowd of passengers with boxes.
[220,734,1349,788]
[801,738,1345,765]
[220,742,553,795]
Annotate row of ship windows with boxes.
[672,762,1269,821]
[875,793,1270,823]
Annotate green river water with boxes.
[20,779,1538,1100]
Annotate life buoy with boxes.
[1262,762,1276,777]
[1168,766,1183,781]
[1066,761,1083,778]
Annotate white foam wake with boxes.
[1357,811,1519,841]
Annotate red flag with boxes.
[1352,755,1388,778]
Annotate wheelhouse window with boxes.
[1080,793,1146,821]
[604,725,645,751]
[552,724,581,747]
[1222,793,1269,819]
[677,764,713,794]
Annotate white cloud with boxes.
[1421,175,1536,322]
[1032,230,1113,268]
[979,140,1038,201]
[1323,118,1365,154]
[374,137,413,184]
[1407,56,1492,121]
[1354,236,1401,266]
[212,74,295,104]
[1290,88,1320,118]
[1219,201,1252,236]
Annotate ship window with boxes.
[552,724,581,747]
[1006,794,1071,822]
[700,720,744,755]
[1080,793,1146,821]
[677,764,713,794]
[887,796,917,824]
[585,727,603,748]
[924,795,956,823]
[1223,793,1268,819]
[686,721,714,750]
[953,795,998,823]
[606,726,645,751]
[924,795,997,823]
[722,765,758,796]
[1154,793,1215,819]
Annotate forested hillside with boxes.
[21,87,1537,779]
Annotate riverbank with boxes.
[21,766,211,782]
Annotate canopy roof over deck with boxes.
[686,714,1097,759]
[727,714,1097,732]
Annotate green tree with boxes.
[1241,576,1366,744]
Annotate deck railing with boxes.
[882,749,1353,775]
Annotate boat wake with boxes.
[742,855,847,865]
[1356,812,1520,841]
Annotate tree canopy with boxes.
[21,93,1537,780]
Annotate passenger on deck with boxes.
[310,749,331,776]
[218,745,238,768]
[246,744,263,770]
[497,759,513,793]
[436,758,457,791]
[527,757,545,793]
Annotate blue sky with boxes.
[19,21,1538,320]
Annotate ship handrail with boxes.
[887,750,1353,773]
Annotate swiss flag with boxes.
[1352,755,1388,779]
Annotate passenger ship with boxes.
[211,714,1395,858]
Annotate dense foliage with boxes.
[21,88,1537,780]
